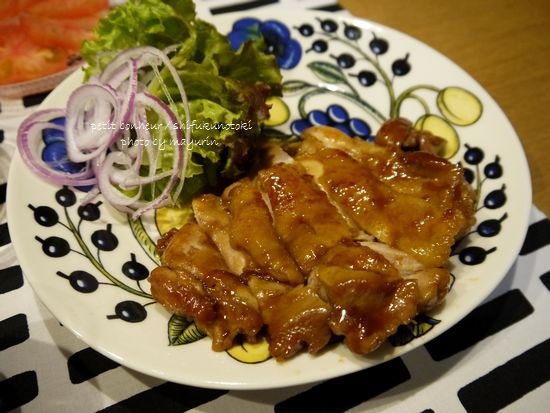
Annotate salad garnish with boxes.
[17,0,282,219]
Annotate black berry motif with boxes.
[29,204,59,227]
[35,235,71,257]
[286,19,427,141]
[476,213,508,238]
[484,185,507,210]
[344,23,362,41]
[391,53,411,76]
[108,300,149,323]
[333,52,356,69]
[484,156,503,179]
[308,39,328,53]
[458,246,497,266]
[122,254,150,281]
[57,270,100,293]
[78,201,102,221]
[351,70,377,87]
[55,186,77,207]
[369,33,389,55]
[452,146,508,265]
[318,18,338,33]
[464,144,485,165]
[298,23,314,37]
[30,186,155,323]
[92,224,119,251]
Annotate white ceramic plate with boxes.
[7,9,531,390]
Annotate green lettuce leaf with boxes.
[80,0,282,205]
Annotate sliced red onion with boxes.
[64,83,120,162]
[16,45,192,219]
[17,109,97,187]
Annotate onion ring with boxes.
[16,46,191,219]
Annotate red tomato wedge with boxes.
[0,1,19,19]
[0,25,68,85]
[0,0,109,85]
[19,0,109,18]
[20,12,105,52]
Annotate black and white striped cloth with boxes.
[1,1,550,412]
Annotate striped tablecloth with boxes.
[1,1,549,412]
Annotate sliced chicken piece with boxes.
[308,242,418,354]
[151,221,263,351]
[309,264,418,355]
[260,284,332,360]
[257,162,356,273]
[223,178,304,285]
[296,135,475,267]
[298,124,388,161]
[158,221,229,275]
[362,240,451,312]
[200,269,264,351]
[151,222,227,328]
[318,241,399,277]
[375,116,447,155]
[408,267,451,312]
[247,275,292,307]
[149,265,216,327]
[319,240,449,315]
[192,193,258,276]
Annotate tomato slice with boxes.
[0,1,19,19]
[0,25,68,85]
[0,0,109,85]
[19,0,109,18]
[20,13,104,52]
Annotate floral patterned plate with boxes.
[7,9,531,390]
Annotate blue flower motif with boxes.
[228,18,302,69]
[41,116,92,191]
[41,117,83,175]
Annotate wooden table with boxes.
[340,0,550,217]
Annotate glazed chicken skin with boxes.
[257,162,356,273]
[149,119,476,361]
[296,125,476,268]
[150,222,264,351]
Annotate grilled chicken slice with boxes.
[192,193,258,276]
[248,275,292,307]
[150,221,263,351]
[222,178,304,285]
[260,284,332,360]
[149,266,216,328]
[151,267,263,351]
[318,241,399,276]
[375,116,447,154]
[150,222,225,331]
[296,126,475,268]
[200,269,264,351]
[257,162,356,273]
[362,240,451,312]
[158,221,228,275]
[307,242,418,354]
[309,264,418,355]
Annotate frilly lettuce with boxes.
[80,0,282,203]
